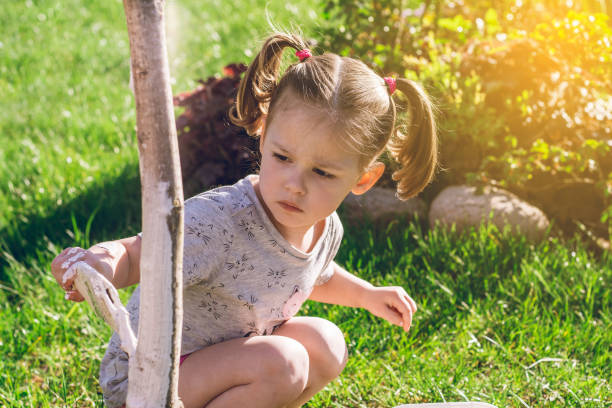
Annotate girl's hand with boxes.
[362,286,417,332]
[50,246,113,302]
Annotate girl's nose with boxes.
[285,171,306,195]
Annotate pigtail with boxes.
[387,79,439,200]
[229,33,309,136]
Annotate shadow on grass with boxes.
[0,164,142,283]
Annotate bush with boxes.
[461,13,612,238]
[173,63,259,198]
[320,0,612,241]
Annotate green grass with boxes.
[1,217,610,407]
[1,0,610,407]
[0,0,327,265]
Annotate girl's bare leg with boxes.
[178,316,347,408]
[178,335,309,408]
[272,316,349,408]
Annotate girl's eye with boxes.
[273,153,288,162]
[313,168,335,178]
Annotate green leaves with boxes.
[321,0,612,238]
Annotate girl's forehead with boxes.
[270,88,336,125]
[267,102,339,142]
[265,107,361,171]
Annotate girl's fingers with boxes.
[60,249,85,271]
[61,263,80,290]
[392,289,416,331]
[370,286,417,332]
[388,305,405,327]
[51,247,91,301]
[65,290,85,302]
[399,303,412,331]
[395,287,417,314]
[392,305,411,331]
[405,294,417,314]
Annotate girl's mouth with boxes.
[278,201,303,212]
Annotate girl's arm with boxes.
[308,261,374,308]
[94,235,142,289]
[308,261,417,332]
[51,235,142,302]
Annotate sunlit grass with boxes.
[0,0,325,263]
[1,217,609,407]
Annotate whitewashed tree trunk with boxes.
[123,0,184,407]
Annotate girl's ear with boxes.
[351,162,385,195]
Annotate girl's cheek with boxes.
[314,177,339,191]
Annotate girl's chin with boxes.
[272,213,305,228]
[270,212,312,232]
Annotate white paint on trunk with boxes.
[122,0,184,406]
[129,182,178,407]
[152,180,174,215]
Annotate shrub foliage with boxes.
[320,0,612,240]
[173,63,259,198]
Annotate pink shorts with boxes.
[119,353,192,408]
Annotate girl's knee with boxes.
[300,317,348,380]
[258,337,309,396]
[272,316,348,382]
[316,318,348,379]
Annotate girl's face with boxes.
[255,100,367,242]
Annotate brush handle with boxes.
[71,261,137,356]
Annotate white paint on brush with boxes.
[61,251,84,269]
[62,262,79,285]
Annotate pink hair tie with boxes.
[296,49,312,62]
[383,76,396,95]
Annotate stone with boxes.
[395,403,497,408]
[341,187,427,226]
[428,185,550,241]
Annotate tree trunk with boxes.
[122,1,184,407]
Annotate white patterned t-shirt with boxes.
[98,174,344,408]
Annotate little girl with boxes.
[51,31,438,408]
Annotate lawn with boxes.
[1,217,610,407]
[0,0,326,264]
[1,0,610,407]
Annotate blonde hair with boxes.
[229,31,439,200]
